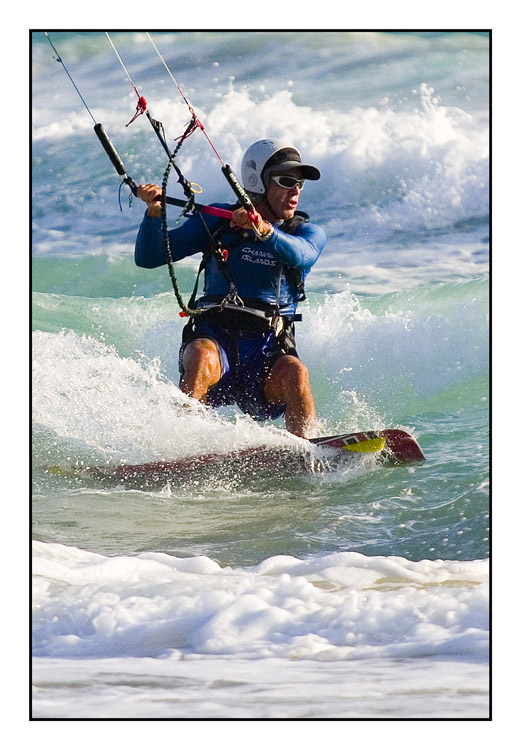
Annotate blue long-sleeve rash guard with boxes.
[135,204,327,315]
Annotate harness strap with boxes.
[207,211,309,300]
[192,214,244,310]
[195,301,301,322]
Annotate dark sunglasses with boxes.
[271,175,305,190]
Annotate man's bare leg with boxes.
[180,339,221,402]
[264,355,317,438]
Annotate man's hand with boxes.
[230,207,272,238]
[137,184,162,218]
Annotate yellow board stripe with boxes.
[343,437,386,453]
[47,466,68,475]
[46,466,79,477]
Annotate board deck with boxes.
[52,428,424,484]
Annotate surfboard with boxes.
[50,428,423,483]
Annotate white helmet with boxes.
[241,138,320,196]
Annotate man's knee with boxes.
[279,355,310,386]
[181,339,221,393]
[265,355,311,402]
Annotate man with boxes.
[135,139,326,437]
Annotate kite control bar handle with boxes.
[221,164,260,219]
[94,123,139,195]
[93,122,233,219]
[222,163,263,230]
[94,123,128,178]
[221,164,255,210]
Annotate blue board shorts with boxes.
[179,315,298,421]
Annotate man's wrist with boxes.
[258,222,274,241]
[146,205,162,219]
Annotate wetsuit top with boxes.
[135,204,327,315]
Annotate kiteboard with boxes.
[49,429,424,484]
[310,429,424,464]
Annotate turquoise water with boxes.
[32,30,489,719]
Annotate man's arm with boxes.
[229,205,326,270]
[265,223,326,269]
[134,184,224,269]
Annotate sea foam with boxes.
[33,541,489,661]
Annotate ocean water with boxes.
[31,30,490,720]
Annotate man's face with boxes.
[265,168,303,221]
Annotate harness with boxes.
[180,210,310,358]
[186,210,309,318]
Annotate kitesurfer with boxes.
[135,139,326,437]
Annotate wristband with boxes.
[258,223,274,242]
